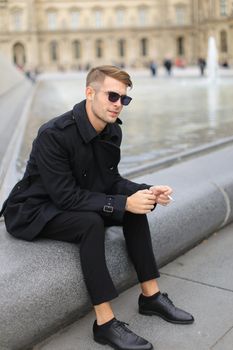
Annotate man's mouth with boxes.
[109,110,119,116]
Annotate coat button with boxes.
[109,166,114,171]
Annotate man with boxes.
[0,66,194,350]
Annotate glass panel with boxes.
[48,12,57,30]
[95,10,102,28]
[116,9,125,27]
[12,10,23,31]
[176,7,185,25]
[139,7,147,26]
[220,0,227,16]
[71,11,79,29]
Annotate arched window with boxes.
[96,39,103,58]
[140,38,148,57]
[177,36,185,55]
[50,41,58,61]
[13,42,26,67]
[72,40,81,59]
[118,39,125,57]
[220,30,228,52]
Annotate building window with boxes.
[118,39,125,57]
[140,38,148,57]
[94,9,102,28]
[13,42,26,67]
[175,6,186,25]
[116,8,125,27]
[71,10,80,29]
[138,7,147,26]
[72,40,81,59]
[177,36,185,55]
[50,41,58,61]
[47,11,57,30]
[220,0,227,15]
[12,9,23,31]
[96,39,103,58]
[220,30,228,52]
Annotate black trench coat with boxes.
[1,100,151,241]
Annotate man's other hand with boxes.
[149,185,173,206]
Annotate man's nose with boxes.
[113,98,122,107]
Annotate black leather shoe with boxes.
[139,292,194,325]
[93,318,153,350]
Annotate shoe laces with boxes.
[162,293,174,306]
[114,320,132,335]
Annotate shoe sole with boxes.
[94,336,119,350]
[94,336,154,350]
[139,308,194,325]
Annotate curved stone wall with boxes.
[0,143,232,350]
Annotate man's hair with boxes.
[86,65,133,89]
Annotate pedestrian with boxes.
[198,58,206,76]
[163,58,173,75]
[150,60,157,77]
[0,65,194,350]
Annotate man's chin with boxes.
[107,115,119,123]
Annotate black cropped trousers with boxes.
[39,211,160,305]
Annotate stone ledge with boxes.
[0,144,233,350]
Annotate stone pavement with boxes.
[34,222,233,350]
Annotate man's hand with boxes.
[125,189,156,214]
[149,185,173,206]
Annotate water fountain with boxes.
[207,36,219,82]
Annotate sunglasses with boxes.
[104,91,132,106]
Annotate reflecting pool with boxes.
[17,71,233,175]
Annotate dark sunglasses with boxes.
[105,91,132,106]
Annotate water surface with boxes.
[17,73,233,175]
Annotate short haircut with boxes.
[86,65,133,89]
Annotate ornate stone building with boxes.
[0,0,232,71]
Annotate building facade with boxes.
[0,0,232,71]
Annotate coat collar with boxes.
[73,100,97,143]
[72,100,122,144]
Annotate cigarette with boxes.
[168,195,174,201]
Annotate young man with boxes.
[0,66,194,350]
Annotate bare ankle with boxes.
[141,279,160,297]
[94,302,115,326]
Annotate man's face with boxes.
[86,76,128,131]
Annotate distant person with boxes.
[25,70,36,83]
[163,58,173,75]
[198,58,206,76]
[0,65,194,350]
[150,61,157,77]
[222,61,229,68]
[175,57,186,68]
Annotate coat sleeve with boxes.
[110,171,157,211]
[35,130,127,221]
[110,170,151,195]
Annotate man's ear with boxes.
[86,86,94,101]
